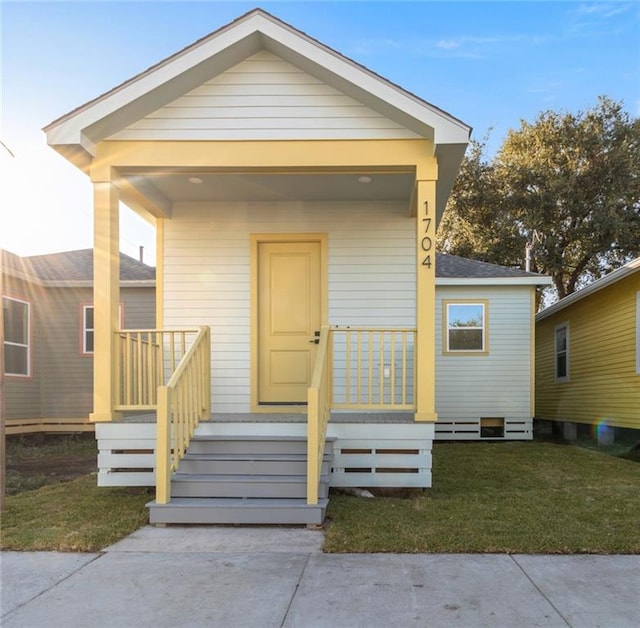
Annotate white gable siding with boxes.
[435,286,533,420]
[109,50,419,141]
[163,200,415,413]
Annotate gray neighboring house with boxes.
[2,248,155,431]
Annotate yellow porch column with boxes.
[414,178,438,422]
[89,175,121,422]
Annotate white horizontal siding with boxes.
[435,286,533,421]
[109,50,419,141]
[163,200,415,412]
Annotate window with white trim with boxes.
[555,323,569,381]
[3,296,30,376]
[82,305,122,354]
[445,302,486,352]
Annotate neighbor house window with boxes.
[82,305,94,354]
[81,304,122,355]
[3,296,30,376]
[445,301,487,353]
[555,323,569,381]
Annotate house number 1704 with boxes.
[421,200,433,268]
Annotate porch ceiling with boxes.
[121,170,416,207]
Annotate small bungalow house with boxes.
[2,249,155,432]
[43,9,547,524]
[536,257,640,442]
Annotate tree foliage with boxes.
[438,97,640,300]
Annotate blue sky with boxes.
[1,1,638,262]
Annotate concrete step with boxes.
[171,473,330,499]
[187,435,334,456]
[147,497,329,525]
[178,453,331,476]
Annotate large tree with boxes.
[438,97,640,300]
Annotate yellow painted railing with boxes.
[306,325,332,505]
[115,329,200,410]
[330,326,416,410]
[156,326,211,504]
[306,326,416,504]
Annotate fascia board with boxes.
[437,277,552,287]
[535,259,639,322]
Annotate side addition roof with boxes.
[436,253,551,286]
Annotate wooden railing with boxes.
[306,325,332,505]
[306,325,416,504]
[115,329,200,410]
[330,327,416,410]
[155,326,211,504]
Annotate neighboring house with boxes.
[2,248,155,432]
[43,8,546,524]
[535,257,640,442]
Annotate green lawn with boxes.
[324,441,640,554]
[1,475,151,552]
[2,440,638,553]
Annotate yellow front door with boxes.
[258,240,322,404]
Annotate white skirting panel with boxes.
[328,423,433,488]
[95,421,434,488]
[434,417,533,440]
[95,423,157,487]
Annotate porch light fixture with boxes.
[188,176,203,184]
[358,176,372,184]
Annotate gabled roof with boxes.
[536,257,640,321]
[44,8,470,217]
[436,253,551,286]
[2,249,155,285]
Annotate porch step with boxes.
[188,435,334,455]
[171,473,330,499]
[178,452,331,476]
[148,497,329,525]
[148,431,333,525]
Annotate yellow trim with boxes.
[93,139,437,175]
[441,299,490,356]
[414,179,437,422]
[155,219,164,329]
[90,178,122,422]
[249,233,328,413]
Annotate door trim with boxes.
[250,233,328,413]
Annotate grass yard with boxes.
[324,441,640,554]
[1,476,151,552]
[2,434,151,552]
[2,438,638,553]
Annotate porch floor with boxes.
[121,412,415,424]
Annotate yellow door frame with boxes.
[250,233,328,413]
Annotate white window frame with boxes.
[81,304,123,355]
[82,305,94,355]
[3,295,31,377]
[554,322,569,382]
[444,301,488,354]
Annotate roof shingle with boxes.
[2,249,155,282]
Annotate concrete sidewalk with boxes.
[2,526,638,627]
